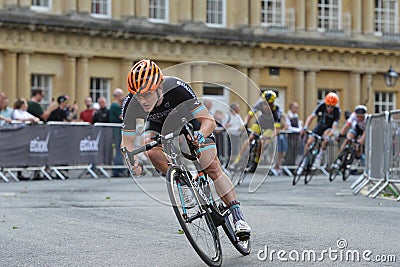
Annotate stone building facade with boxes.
[0,0,399,120]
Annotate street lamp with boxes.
[384,66,399,87]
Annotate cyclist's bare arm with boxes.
[121,133,143,175]
[339,122,351,136]
[193,108,216,138]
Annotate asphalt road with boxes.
[0,174,399,267]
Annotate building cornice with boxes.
[1,9,400,53]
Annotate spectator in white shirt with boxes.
[12,98,40,123]
[223,103,244,158]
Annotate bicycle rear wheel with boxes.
[166,166,222,267]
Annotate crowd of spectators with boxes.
[0,89,121,125]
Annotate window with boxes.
[375,0,398,34]
[31,0,51,11]
[318,0,341,31]
[202,83,230,113]
[91,0,111,18]
[206,0,226,27]
[261,0,285,26]
[149,0,168,22]
[31,74,52,110]
[374,91,396,113]
[318,89,338,105]
[90,78,110,104]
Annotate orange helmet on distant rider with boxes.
[325,92,339,106]
[127,59,164,95]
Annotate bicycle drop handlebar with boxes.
[122,118,195,158]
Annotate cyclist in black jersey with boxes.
[121,59,251,235]
[301,92,341,164]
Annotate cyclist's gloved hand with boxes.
[194,131,205,144]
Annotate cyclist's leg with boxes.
[304,135,315,154]
[233,134,254,165]
[197,138,250,232]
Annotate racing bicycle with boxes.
[329,137,359,182]
[292,130,323,185]
[122,119,250,267]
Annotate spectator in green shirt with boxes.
[27,89,57,122]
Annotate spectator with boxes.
[47,95,76,122]
[287,102,303,132]
[109,89,125,177]
[0,92,12,123]
[11,98,40,123]
[64,95,79,121]
[223,103,244,159]
[0,95,13,119]
[203,98,215,116]
[92,97,109,123]
[286,102,304,165]
[213,110,225,127]
[27,89,57,122]
[80,96,95,123]
[272,112,289,176]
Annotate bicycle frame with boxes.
[122,119,239,239]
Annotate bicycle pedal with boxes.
[237,232,250,241]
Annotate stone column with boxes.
[193,0,206,23]
[76,57,90,109]
[111,0,121,19]
[191,64,204,97]
[249,0,260,27]
[349,72,361,110]
[361,73,374,112]
[78,0,91,13]
[248,68,260,107]
[177,0,192,23]
[3,51,17,101]
[121,58,133,90]
[295,0,306,31]
[120,0,135,18]
[64,55,77,103]
[17,53,31,99]
[236,66,249,118]
[352,0,362,34]
[305,70,317,118]
[306,0,318,31]
[136,0,149,19]
[64,0,77,13]
[363,0,374,34]
[295,69,306,119]
[19,0,30,8]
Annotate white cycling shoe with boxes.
[234,220,252,235]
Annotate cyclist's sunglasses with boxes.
[135,91,155,100]
[326,105,335,108]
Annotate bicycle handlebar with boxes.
[305,130,322,140]
[122,118,194,158]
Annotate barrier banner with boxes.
[0,124,114,167]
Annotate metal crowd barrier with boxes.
[351,111,400,200]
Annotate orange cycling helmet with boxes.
[325,92,339,106]
[127,59,164,95]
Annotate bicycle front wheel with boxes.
[293,153,309,185]
[329,163,340,182]
[304,154,316,185]
[166,166,222,267]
